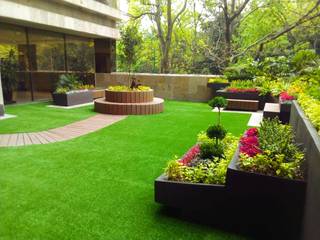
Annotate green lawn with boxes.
[0,100,250,240]
[0,102,95,134]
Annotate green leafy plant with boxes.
[0,49,19,103]
[238,118,305,179]
[107,85,151,92]
[55,74,80,93]
[208,97,228,124]
[165,133,239,184]
[206,124,227,142]
[208,77,229,84]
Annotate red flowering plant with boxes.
[179,144,200,166]
[227,87,259,93]
[239,128,261,157]
[279,91,295,103]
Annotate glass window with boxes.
[66,36,95,73]
[0,23,31,103]
[28,29,65,71]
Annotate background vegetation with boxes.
[117,0,320,74]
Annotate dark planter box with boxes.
[216,90,276,110]
[226,147,306,239]
[0,104,4,116]
[280,102,292,124]
[52,91,93,106]
[290,101,320,240]
[155,174,228,209]
[207,83,230,96]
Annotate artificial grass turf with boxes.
[0,102,95,134]
[0,100,251,240]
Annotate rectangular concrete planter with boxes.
[155,174,229,209]
[52,91,93,106]
[290,101,320,240]
[0,104,4,116]
[226,147,306,240]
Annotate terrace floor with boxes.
[0,101,251,240]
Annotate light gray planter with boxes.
[52,91,93,106]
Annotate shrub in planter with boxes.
[165,133,239,184]
[52,74,94,106]
[238,118,304,179]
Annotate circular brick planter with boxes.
[94,89,164,115]
[105,89,154,103]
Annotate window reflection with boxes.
[66,36,95,73]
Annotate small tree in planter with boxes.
[118,23,142,88]
[208,97,228,125]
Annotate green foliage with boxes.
[223,64,255,80]
[208,97,228,109]
[199,142,224,159]
[165,133,239,184]
[206,124,227,141]
[239,118,305,179]
[107,85,151,92]
[55,74,79,92]
[292,49,319,72]
[298,93,320,135]
[117,23,142,73]
[0,49,19,98]
[208,77,229,83]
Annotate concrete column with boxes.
[0,61,4,116]
[94,38,116,73]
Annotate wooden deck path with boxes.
[0,114,126,147]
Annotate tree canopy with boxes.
[117,0,320,74]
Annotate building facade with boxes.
[0,0,121,113]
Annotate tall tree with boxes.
[130,0,187,73]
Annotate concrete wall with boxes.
[0,0,121,39]
[95,72,221,102]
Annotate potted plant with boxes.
[279,91,295,123]
[52,74,93,106]
[0,49,18,104]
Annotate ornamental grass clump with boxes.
[238,118,304,180]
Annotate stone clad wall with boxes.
[95,72,221,102]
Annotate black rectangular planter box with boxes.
[0,104,4,116]
[155,174,229,210]
[226,147,306,240]
[216,90,272,109]
[280,102,292,124]
[52,91,93,106]
[290,101,320,240]
[207,83,230,96]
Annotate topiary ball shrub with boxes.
[206,124,227,140]
[208,97,228,109]
[199,142,225,159]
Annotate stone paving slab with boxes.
[0,114,126,147]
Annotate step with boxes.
[226,99,259,111]
[263,103,280,119]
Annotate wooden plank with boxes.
[0,134,10,147]
[23,133,33,145]
[8,134,18,146]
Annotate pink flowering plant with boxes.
[279,91,295,103]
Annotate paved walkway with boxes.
[0,114,126,147]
